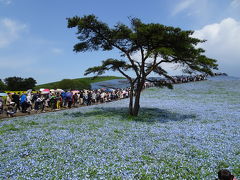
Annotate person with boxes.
[40,95,47,112]
[26,93,33,112]
[32,93,38,104]
[20,93,28,113]
[12,93,20,111]
[79,91,84,105]
[217,169,237,180]
[56,93,62,110]
[66,91,73,108]
[34,94,42,112]
[0,96,3,114]
[6,102,16,117]
[91,91,96,104]
[83,91,88,105]
[73,93,78,107]
[6,93,12,106]
[87,91,92,106]
[5,93,16,117]
[97,91,101,103]
[60,91,66,107]
[100,91,105,103]
[50,94,57,110]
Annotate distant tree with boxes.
[4,76,37,90]
[23,77,37,90]
[67,15,218,116]
[0,79,6,91]
[4,77,24,91]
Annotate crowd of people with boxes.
[0,88,135,117]
[148,74,208,86]
[0,73,227,118]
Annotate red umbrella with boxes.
[40,89,50,94]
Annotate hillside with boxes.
[35,76,125,90]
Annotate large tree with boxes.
[67,15,218,116]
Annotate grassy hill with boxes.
[35,76,125,90]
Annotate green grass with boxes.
[35,76,125,89]
[0,124,19,135]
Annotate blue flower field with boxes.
[0,76,239,179]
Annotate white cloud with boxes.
[131,50,185,76]
[0,18,27,48]
[193,18,240,77]
[51,48,63,54]
[172,0,196,16]
[230,0,240,8]
[0,0,12,5]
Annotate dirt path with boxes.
[0,101,115,120]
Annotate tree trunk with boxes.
[131,79,145,116]
[132,88,141,116]
[128,84,134,115]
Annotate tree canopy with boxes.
[67,15,218,116]
[4,76,37,91]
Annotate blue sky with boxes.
[0,0,240,84]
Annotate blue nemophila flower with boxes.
[0,76,239,179]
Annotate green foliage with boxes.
[21,141,31,147]
[0,79,6,91]
[57,79,89,90]
[67,15,218,78]
[18,120,39,127]
[67,14,219,115]
[0,124,19,135]
[84,59,134,76]
[233,164,240,176]
[86,167,98,178]
[4,76,37,91]
[217,161,229,169]
[36,76,124,89]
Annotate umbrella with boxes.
[41,89,50,92]
[66,91,73,98]
[105,88,114,92]
[0,92,7,97]
[50,89,64,93]
[40,89,50,94]
[26,89,32,94]
[56,89,64,92]
[71,90,79,94]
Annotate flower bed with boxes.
[0,76,239,179]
